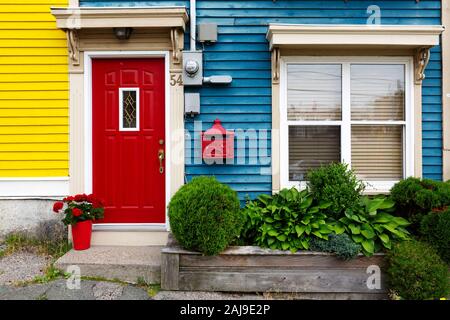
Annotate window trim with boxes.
[279,56,415,193]
[119,87,140,131]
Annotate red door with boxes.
[92,58,165,223]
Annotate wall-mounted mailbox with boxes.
[185,93,200,116]
[201,119,234,160]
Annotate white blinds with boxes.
[287,64,342,121]
[351,125,403,181]
[289,126,341,181]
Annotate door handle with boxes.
[158,149,165,174]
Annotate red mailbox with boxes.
[201,119,234,160]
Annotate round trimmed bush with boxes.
[168,176,243,255]
[420,209,450,263]
[386,241,449,300]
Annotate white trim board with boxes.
[279,56,415,193]
[84,51,171,230]
[0,178,69,197]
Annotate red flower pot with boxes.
[71,220,92,250]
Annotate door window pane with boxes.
[287,64,342,121]
[351,65,405,121]
[289,126,341,181]
[120,89,139,130]
[351,125,403,181]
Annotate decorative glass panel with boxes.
[289,126,341,181]
[351,64,405,121]
[287,64,342,121]
[351,125,403,181]
[120,89,138,130]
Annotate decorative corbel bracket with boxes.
[66,29,80,66]
[170,28,183,65]
[414,47,430,85]
[272,47,281,83]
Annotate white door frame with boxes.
[84,51,171,231]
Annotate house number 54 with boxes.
[170,74,183,86]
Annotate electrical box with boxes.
[185,93,200,116]
[198,23,218,43]
[183,51,203,86]
[201,119,234,160]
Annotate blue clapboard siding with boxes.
[80,0,443,199]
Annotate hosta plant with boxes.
[334,196,411,256]
[241,188,333,252]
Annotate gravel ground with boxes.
[0,251,50,286]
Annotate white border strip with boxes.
[0,178,69,197]
[84,51,171,230]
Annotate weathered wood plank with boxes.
[178,269,387,293]
[160,253,179,290]
[180,254,385,269]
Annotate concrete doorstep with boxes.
[54,246,162,284]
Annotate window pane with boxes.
[122,90,137,129]
[287,64,342,121]
[351,125,403,181]
[351,64,405,121]
[289,126,341,181]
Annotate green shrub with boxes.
[241,188,334,252]
[419,209,450,263]
[168,176,242,255]
[336,196,411,256]
[386,241,449,300]
[307,163,365,219]
[310,233,361,260]
[390,177,450,223]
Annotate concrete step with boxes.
[54,246,162,284]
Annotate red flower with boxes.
[64,196,74,202]
[74,194,87,202]
[72,208,83,217]
[87,194,96,203]
[53,201,64,213]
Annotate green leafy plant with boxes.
[390,177,450,224]
[241,188,334,252]
[386,241,450,300]
[335,196,411,256]
[309,233,361,260]
[168,176,243,256]
[419,209,450,263]
[306,163,365,219]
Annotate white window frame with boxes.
[280,56,415,193]
[119,87,140,131]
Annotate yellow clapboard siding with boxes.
[0,100,68,108]
[0,13,57,22]
[0,91,68,100]
[0,30,66,39]
[0,65,67,73]
[0,39,66,48]
[0,152,68,161]
[0,1,68,178]
[0,125,68,134]
[0,134,68,143]
[0,74,68,82]
[0,109,68,117]
[0,143,68,152]
[0,47,67,56]
[0,56,68,65]
[0,82,68,91]
[0,5,62,13]
[0,22,61,30]
[0,169,68,177]
[0,117,68,126]
[0,160,68,170]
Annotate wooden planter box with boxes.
[161,245,388,299]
